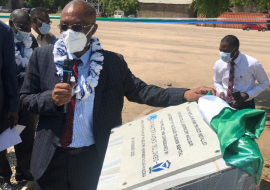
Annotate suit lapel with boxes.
[52,47,61,84]
[93,50,107,126]
[93,67,106,123]
[42,45,61,88]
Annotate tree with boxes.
[100,0,140,16]
[24,0,49,8]
[23,0,140,14]
[24,0,70,9]
[0,0,8,5]
[193,0,270,18]
[47,0,71,9]
[192,0,229,18]
[230,0,270,12]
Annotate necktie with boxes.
[226,62,235,103]
[60,59,82,148]
[17,42,25,58]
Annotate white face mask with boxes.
[61,25,95,53]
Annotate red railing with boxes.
[197,12,270,28]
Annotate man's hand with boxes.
[183,86,216,102]
[219,92,226,101]
[52,83,75,106]
[7,112,18,128]
[0,112,18,134]
[232,92,249,107]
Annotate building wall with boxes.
[137,3,195,18]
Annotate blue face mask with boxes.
[13,22,30,41]
[38,22,51,35]
[14,29,30,42]
[219,48,236,63]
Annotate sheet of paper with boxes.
[0,125,25,152]
[16,125,25,135]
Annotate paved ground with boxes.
[0,17,270,189]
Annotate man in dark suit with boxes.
[20,1,216,189]
[0,21,19,190]
[4,9,39,184]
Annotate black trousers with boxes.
[231,99,255,110]
[0,109,38,182]
[35,145,103,190]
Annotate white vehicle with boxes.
[0,6,11,13]
[114,10,125,18]
[128,14,135,18]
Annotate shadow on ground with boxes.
[260,180,270,190]
[255,87,270,190]
[256,86,270,128]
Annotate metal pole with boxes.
[98,0,100,14]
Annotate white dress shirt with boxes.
[67,48,95,148]
[213,52,269,101]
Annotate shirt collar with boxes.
[14,37,20,43]
[232,51,242,65]
[31,28,40,39]
[32,28,47,40]
[67,47,91,68]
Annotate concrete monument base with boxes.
[97,102,256,190]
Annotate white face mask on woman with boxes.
[61,25,95,53]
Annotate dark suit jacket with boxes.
[0,21,19,124]
[20,45,188,180]
[16,34,38,90]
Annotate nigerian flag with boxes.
[198,95,266,183]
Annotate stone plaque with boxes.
[118,102,222,190]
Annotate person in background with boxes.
[1,9,39,189]
[214,35,269,110]
[30,7,56,47]
[0,20,19,190]
[20,1,216,189]
[9,10,38,89]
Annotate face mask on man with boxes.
[61,25,95,53]
[13,23,30,42]
[38,22,51,35]
[219,48,236,63]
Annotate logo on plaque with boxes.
[149,160,171,174]
[147,114,158,121]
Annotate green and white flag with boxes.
[198,95,266,183]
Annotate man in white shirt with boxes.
[213,35,269,110]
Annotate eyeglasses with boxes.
[37,17,52,25]
[58,23,95,32]
[12,20,31,32]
